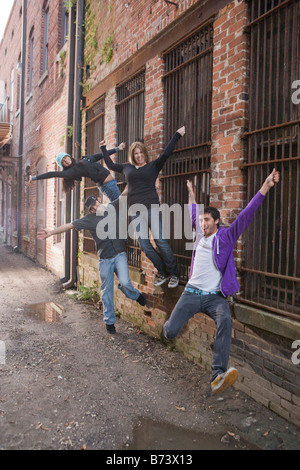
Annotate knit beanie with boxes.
[56,152,71,168]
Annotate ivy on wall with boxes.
[83,0,115,93]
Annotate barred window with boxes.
[240,0,300,320]
[116,70,145,269]
[162,23,213,282]
[41,3,49,76]
[84,96,105,255]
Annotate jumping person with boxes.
[37,195,146,334]
[162,169,280,393]
[100,127,186,289]
[27,143,126,202]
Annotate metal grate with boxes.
[240,0,300,320]
[162,24,213,282]
[116,71,145,269]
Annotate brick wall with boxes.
[80,0,300,427]
[0,0,72,276]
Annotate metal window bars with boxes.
[116,70,146,269]
[162,23,213,282]
[239,0,300,320]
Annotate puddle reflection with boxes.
[126,417,249,450]
[22,302,64,323]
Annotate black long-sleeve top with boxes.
[101,132,181,208]
[32,148,118,185]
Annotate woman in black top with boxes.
[100,126,185,288]
[27,143,125,202]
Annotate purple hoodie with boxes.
[189,191,266,297]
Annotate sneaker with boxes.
[136,293,146,306]
[160,327,172,346]
[168,275,179,288]
[154,274,169,287]
[211,367,238,394]
[106,324,116,334]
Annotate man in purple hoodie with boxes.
[163,169,280,394]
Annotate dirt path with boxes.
[0,243,299,450]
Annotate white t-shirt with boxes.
[189,233,221,291]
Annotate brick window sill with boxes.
[38,70,48,87]
[234,303,300,341]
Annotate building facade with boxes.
[0,0,299,426]
[0,0,80,280]
[81,0,300,426]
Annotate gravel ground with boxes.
[0,243,299,451]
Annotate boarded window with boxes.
[116,70,145,269]
[240,0,300,320]
[162,23,213,282]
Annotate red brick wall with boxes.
[0,0,71,276]
[82,0,300,426]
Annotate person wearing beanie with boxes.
[37,194,146,335]
[26,143,126,202]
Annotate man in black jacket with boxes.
[37,195,145,334]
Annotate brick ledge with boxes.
[234,303,300,341]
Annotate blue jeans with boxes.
[98,251,140,325]
[163,285,232,381]
[98,179,120,202]
[130,206,179,277]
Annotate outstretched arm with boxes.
[26,166,79,185]
[37,223,74,240]
[187,179,196,204]
[187,180,201,233]
[227,168,280,244]
[155,126,185,171]
[27,171,68,184]
[100,140,125,173]
[259,168,280,195]
[83,142,126,163]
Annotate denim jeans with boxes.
[98,179,120,202]
[130,206,179,277]
[163,285,232,381]
[98,251,140,325]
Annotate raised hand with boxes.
[260,168,280,196]
[177,126,186,136]
[25,175,32,187]
[37,229,50,240]
[186,179,194,194]
[265,168,280,187]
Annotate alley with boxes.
[0,243,299,451]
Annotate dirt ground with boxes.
[0,243,299,451]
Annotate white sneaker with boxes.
[154,274,169,287]
[168,276,179,288]
[211,367,238,394]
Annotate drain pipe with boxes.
[16,0,27,252]
[60,3,76,284]
[63,0,85,289]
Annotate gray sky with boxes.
[0,0,15,42]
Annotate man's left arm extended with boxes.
[37,222,75,240]
[226,168,280,244]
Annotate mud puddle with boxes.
[21,302,64,323]
[125,417,256,450]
